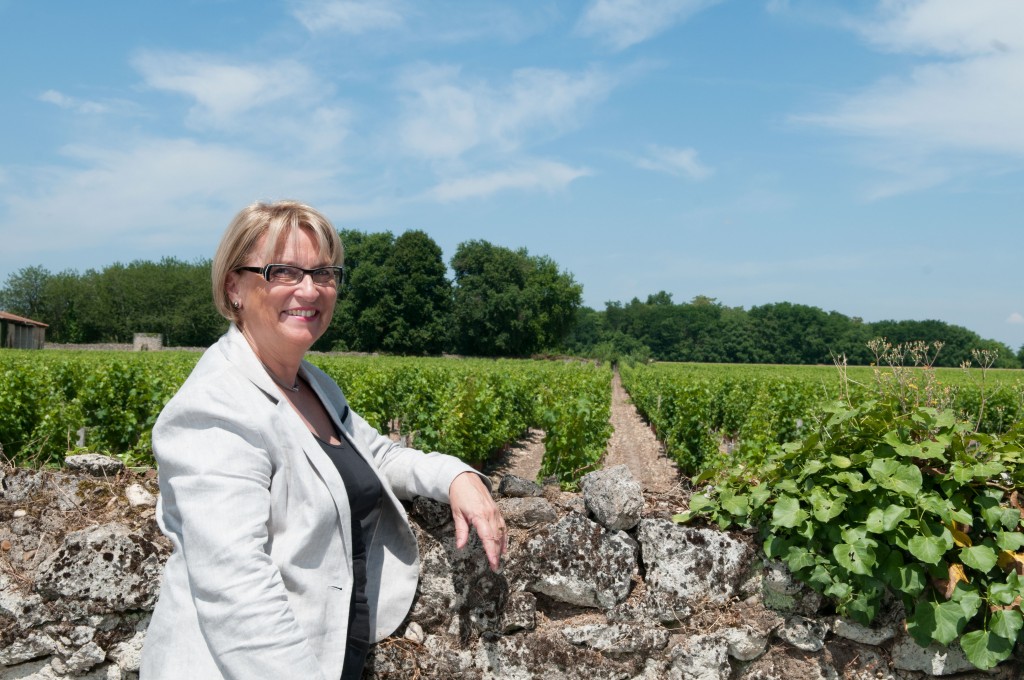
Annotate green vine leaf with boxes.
[959,545,998,573]
[866,504,910,533]
[833,541,876,575]
[771,495,807,529]
[990,609,1024,641]
[868,458,923,497]
[959,629,1014,670]
[908,535,949,565]
[906,600,968,646]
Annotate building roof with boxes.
[0,310,49,327]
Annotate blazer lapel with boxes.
[217,325,352,536]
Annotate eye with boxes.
[268,265,302,282]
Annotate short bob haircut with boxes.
[211,200,344,323]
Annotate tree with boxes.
[451,241,581,356]
[380,230,452,355]
[324,229,453,355]
[0,266,51,320]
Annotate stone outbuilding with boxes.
[0,310,48,349]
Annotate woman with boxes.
[140,201,506,680]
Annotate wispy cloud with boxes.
[1,137,339,255]
[133,51,321,129]
[1008,312,1024,325]
[426,160,590,202]
[397,64,614,159]
[291,0,405,34]
[576,0,722,50]
[38,90,109,115]
[795,0,1024,196]
[634,145,713,180]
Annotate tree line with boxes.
[0,230,581,357]
[1,232,1021,366]
[565,292,1023,368]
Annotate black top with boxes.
[315,434,383,679]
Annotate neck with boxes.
[239,325,303,392]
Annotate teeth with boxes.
[286,310,316,318]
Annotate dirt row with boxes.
[486,371,683,493]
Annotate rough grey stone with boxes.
[123,484,155,508]
[890,632,976,676]
[667,634,730,680]
[775,615,828,652]
[830,616,897,646]
[497,475,543,498]
[719,626,770,661]
[34,523,164,613]
[519,512,637,609]
[561,622,669,658]
[579,465,644,532]
[497,497,557,528]
[637,519,751,622]
[500,591,536,634]
[63,454,124,477]
[761,558,823,616]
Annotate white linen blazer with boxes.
[139,325,480,680]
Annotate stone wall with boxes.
[0,460,1020,679]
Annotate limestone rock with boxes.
[579,465,644,531]
[497,497,557,528]
[124,483,155,508]
[64,454,124,477]
[775,615,828,652]
[498,475,543,498]
[519,512,637,609]
[34,523,164,613]
[637,519,751,622]
[890,632,976,676]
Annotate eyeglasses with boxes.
[235,264,345,287]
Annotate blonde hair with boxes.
[211,200,344,322]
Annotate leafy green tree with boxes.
[0,266,51,320]
[451,240,581,356]
[324,229,453,355]
[380,230,452,355]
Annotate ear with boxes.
[225,270,242,304]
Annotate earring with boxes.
[231,300,241,310]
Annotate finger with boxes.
[453,510,470,550]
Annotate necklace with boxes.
[261,362,300,393]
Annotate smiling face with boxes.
[226,226,337,366]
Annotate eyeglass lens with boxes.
[266,265,341,286]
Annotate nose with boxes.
[294,271,320,297]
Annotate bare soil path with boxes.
[487,370,683,494]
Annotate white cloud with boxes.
[0,137,339,256]
[133,51,319,128]
[634,145,713,180]
[1008,312,1024,324]
[576,0,722,51]
[291,0,405,34]
[853,0,1024,56]
[397,64,614,159]
[794,0,1024,196]
[426,160,590,202]
[39,90,108,114]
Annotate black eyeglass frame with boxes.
[234,264,345,287]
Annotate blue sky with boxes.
[1,0,1022,351]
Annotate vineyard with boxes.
[4,342,1024,669]
[621,357,1024,478]
[621,343,1024,671]
[0,350,611,487]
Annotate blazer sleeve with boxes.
[345,407,489,503]
[154,385,328,680]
